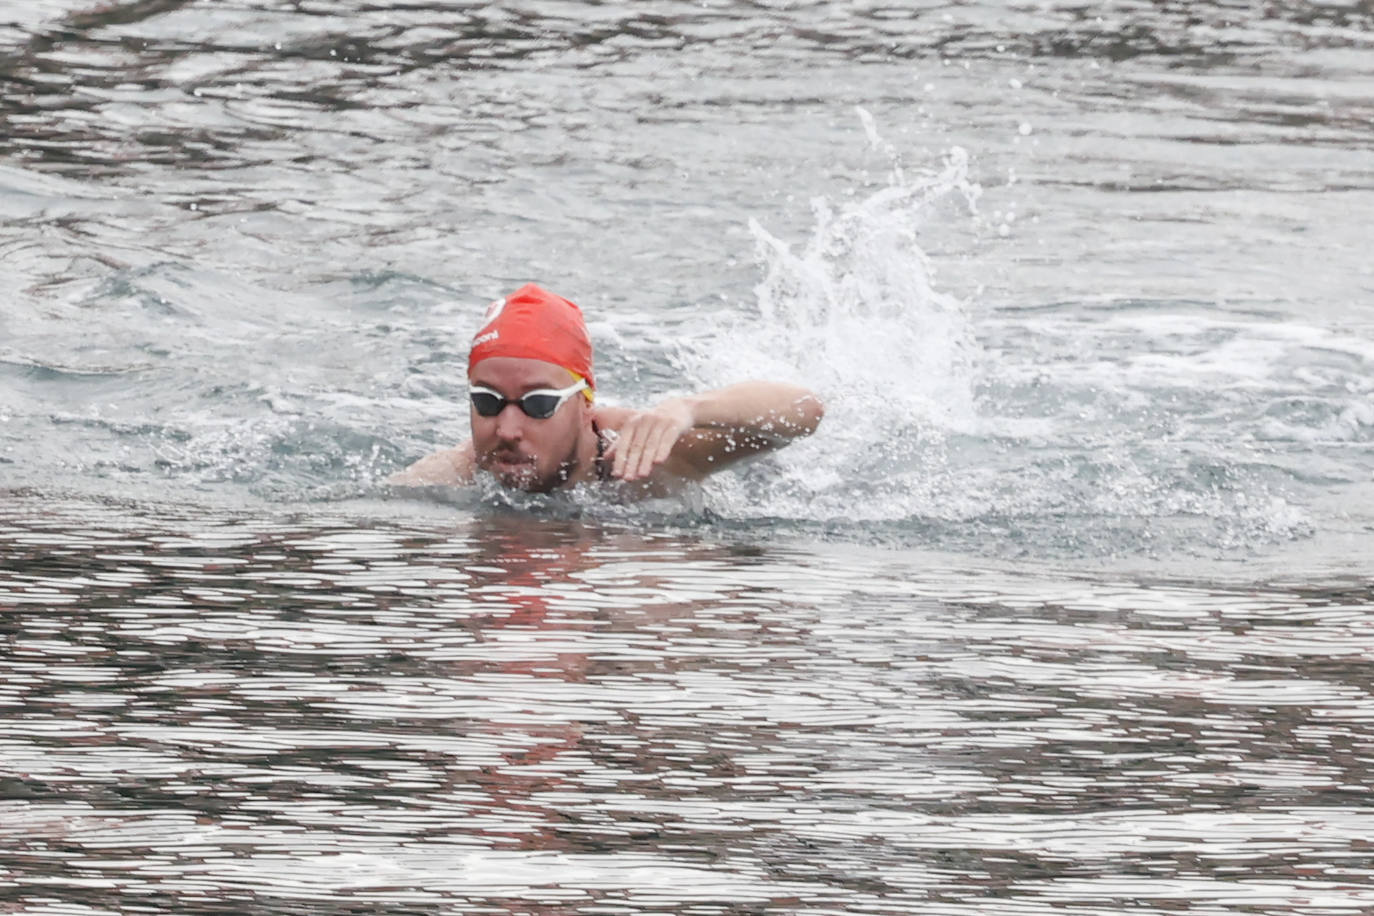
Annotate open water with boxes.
[3,1,1374,913]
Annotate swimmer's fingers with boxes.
[606,405,692,481]
[605,415,663,481]
[602,420,640,479]
[634,420,677,480]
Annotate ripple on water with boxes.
[1,497,1372,913]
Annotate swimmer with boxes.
[388,283,823,495]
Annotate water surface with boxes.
[3,1,1374,913]
[4,496,1374,913]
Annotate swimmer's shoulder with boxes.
[387,442,476,487]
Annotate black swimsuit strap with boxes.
[592,419,611,482]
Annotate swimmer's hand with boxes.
[598,382,824,484]
[603,399,695,482]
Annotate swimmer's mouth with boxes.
[488,454,538,484]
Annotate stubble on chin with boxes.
[483,455,561,493]
[481,430,585,493]
[486,460,537,491]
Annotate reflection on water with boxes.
[3,495,1372,913]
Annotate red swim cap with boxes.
[467,283,595,392]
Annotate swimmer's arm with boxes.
[386,441,477,487]
[605,381,824,481]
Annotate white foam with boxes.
[681,126,983,473]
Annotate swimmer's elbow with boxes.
[793,390,824,437]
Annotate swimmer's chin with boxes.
[492,469,542,491]
[480,461,557,493]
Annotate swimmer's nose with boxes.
[493,403,526,441]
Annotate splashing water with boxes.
[747,152,982,426]
[670,114,1320,561]
[677,115,986,530]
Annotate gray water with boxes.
[5,496,1374,914]
[3,1,1374,913]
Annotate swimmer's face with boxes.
[468,356,591,492]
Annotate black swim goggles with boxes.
[468,379,588,419]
